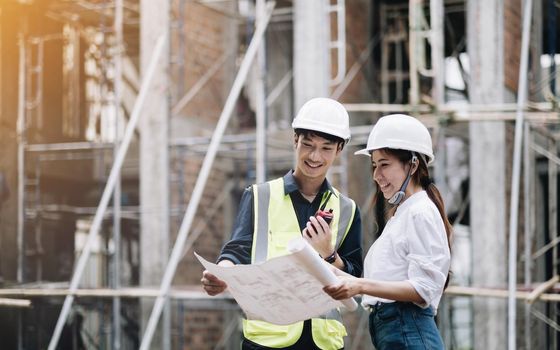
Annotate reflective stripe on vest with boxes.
[244,177,355,349]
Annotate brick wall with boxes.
[170,155,231,286]
[170,2,237,134]
[179,309,225,350]
[336,0,373,102]
[169,2,239,348]
[504,0,521,92]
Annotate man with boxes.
[201,97,363,350]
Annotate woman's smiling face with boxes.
[371,149,408,199]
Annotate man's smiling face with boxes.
[293,133,341,181]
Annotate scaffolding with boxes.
[2,0,560,349]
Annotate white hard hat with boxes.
[355,114,435,163]
[292,97,351,142]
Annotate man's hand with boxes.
[201,270,228,296]
[303,215,334,258]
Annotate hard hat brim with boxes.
[291,120,350,142]
[354,148,371,156]
[354,146,435,163]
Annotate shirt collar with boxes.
[282,170,336,197]
[394,190,428,215]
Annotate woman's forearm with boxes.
[359,279,425,304]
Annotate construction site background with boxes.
[0,0,559,349]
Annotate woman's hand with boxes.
[323,275,362,300]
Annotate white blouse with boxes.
[361,191,451,312]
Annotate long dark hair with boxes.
[374,148,453,287]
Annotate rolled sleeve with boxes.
[405,212,450,307]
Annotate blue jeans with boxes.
[368,302,444,350]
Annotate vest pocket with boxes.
[243,319,303,348]
[311,318,346,350]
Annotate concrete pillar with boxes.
[293,0,330,110]
[467,1,507,349]
[140,0,170,349]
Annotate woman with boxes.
[324,114,451,350]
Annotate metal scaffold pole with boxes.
[523,121,533,350]
[16,33,26,285]
[16,29,27,350]
[507,0,533,349]
[408,0,421,106]
[112,0,124,348]
[255,0,267,184]
[138,3,275,349]
[47,34,167,350]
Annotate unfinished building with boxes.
[0,0,559,349]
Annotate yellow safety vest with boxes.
[243,177,356,350]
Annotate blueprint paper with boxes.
[195,237,357,325]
